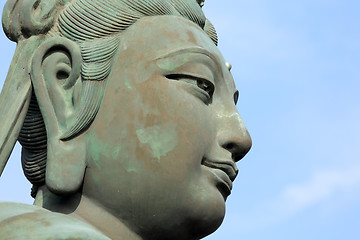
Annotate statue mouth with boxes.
[201,158,238,198]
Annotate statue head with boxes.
[0,0,251,239]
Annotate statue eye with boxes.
[166,73,215,100]
[234,90,239,105]
[196,79,214,97]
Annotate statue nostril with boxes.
[223,142,235,151]
[220,136,252,162]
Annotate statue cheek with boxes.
[136,122,178,162]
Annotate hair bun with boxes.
[2,0,67,42]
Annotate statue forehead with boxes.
[113,15,234,90]
[119,15,222,61]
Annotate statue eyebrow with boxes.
[155,47,222,72]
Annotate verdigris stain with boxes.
[136,122,178,161]
[124,77,133,90]
[156,55,189,71]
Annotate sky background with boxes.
[0,1,359,239]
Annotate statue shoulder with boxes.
[0,202,111,240]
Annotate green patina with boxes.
[86,133,112,169]
[111,145,121,160]
[86,130,140,173]
[156,57,188,71]
[136,122,178,161]
[189,183,208,202]
[124,164,138,173]
[124,78,133,89]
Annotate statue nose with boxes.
[220,134,252,162]
[217,114,252,162]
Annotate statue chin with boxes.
[134,203,225,240]
[188,205,226,239]
[153,194,226,240]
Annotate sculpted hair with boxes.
[3,0,218,196]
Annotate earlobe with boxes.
[31,37,86,195]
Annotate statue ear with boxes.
[31,37,86,195]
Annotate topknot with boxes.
[2,0,68,42]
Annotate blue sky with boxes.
[1,1,359,239]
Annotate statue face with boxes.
[82,16,251,239]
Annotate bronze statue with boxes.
[0,0,252,239]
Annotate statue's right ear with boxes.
[31,37,86,195]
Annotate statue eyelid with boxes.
[156,47,222,76]
[166,72,215,102]
[166,71,214,84]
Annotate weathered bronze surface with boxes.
[0,0,251,239]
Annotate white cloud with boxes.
[229,164,360,235]
[283,166,360,211]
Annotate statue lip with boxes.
[202,158,238,197]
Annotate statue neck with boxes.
[34,186,142,240]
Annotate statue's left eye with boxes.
[166,73,215,100]
[196,79,214,97]
[234,90,239,105]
